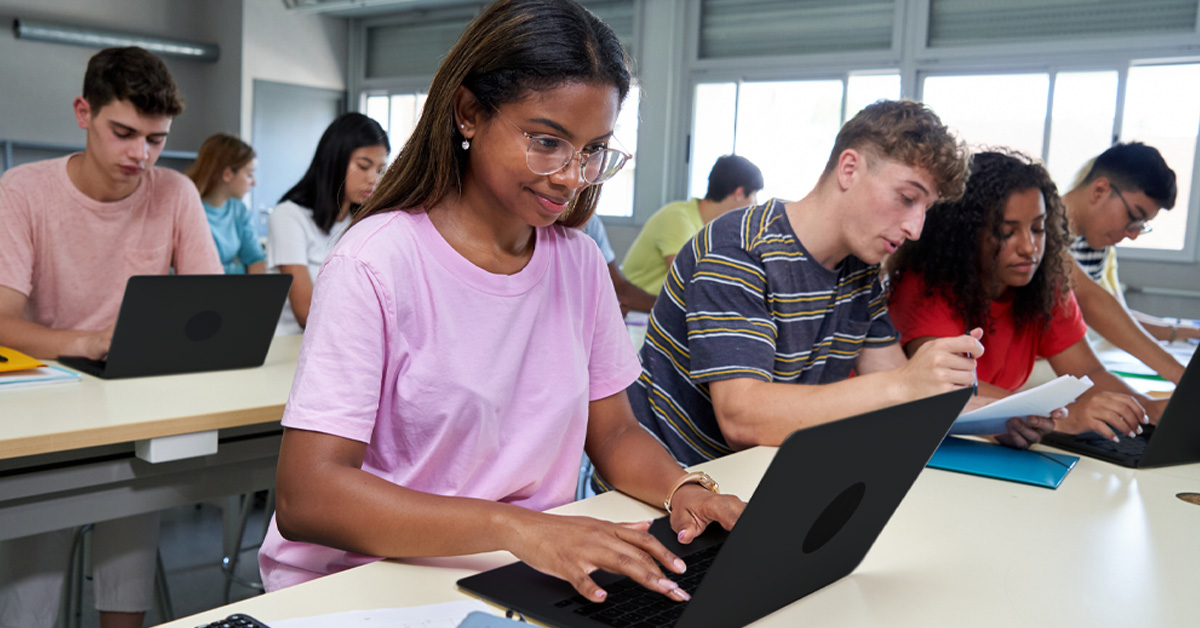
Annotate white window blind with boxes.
[365,10,479,79]
[581,0,637,59]
[364,2,636,81]
[928,0,1199,48]
[698,0,895,59]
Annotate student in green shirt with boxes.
[622,155,763,294]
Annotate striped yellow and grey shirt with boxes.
[627,199,898,467]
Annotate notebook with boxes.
[457,388,972,628]
[927,436,1078,488]
[57,274,291,379]
[1042,348,1200,468]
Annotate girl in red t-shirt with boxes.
[887,150,1165,443]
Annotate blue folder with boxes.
[927,436,1078,489]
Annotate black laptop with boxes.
[58,274,291,379]
[1042,348,1200,468]
[458,388,972,628]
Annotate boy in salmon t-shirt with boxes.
[0,47,221,628]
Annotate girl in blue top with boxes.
[187,133,267,274]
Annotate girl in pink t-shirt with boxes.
[259,0,744,603]
[887,150,1163,444]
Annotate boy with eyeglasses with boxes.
[1059,142,1196,384]
[618,100,1000,469]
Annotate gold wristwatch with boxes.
[663,472,720,513]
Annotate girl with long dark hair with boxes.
[267,113,389,333]
[260,0,743,601]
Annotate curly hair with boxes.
[887,149,1071,334]
[824,99,970,201]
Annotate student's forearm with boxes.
[0,317,93,359]
[588,416,691,508]
[1075,277,1185,382]
[247,261,266,275]
[1130,311,1200,343]
[616,281,658,313]
[1080,366,1154,409]
[710,372,910,449]
[607,263,657,314]
[276,433,541,559]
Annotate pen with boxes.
[965,329,977,396]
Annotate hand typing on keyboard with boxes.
[1059,391,1148,442]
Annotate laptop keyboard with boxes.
[1073,423,1155,457]
[556,542,723,628]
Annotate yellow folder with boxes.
[0,346,45,373]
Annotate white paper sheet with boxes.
[951,375,1093,435]
[268,600,497,628]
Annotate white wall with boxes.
[239,0,348,139]
[0,0,347,155]
[0,0,244,152]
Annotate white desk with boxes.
[154,443,1200,628]
[0,335,300,541]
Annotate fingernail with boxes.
[658,578,678,591]
[1142,414,1150,424]
[673,558,686,572]
[677,530,687,543]
[1137,425,1143,435]
[1128,431,1137,439]
[1111,436,1121,443]
[595,589,606,600]
[670,588,691,602]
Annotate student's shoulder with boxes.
[549,222,608,269]
[268,200,312,224]
[331,209,422,262]
[0,156,68,190]
[648,198,697,224]
[147,166,201,199]
[699,199,790,256]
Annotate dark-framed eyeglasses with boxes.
[1111,185,1153,236]
[494,113,631,185]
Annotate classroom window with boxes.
[594,84,640,218]
[1046,71,1118,191]
[919,64,1199,255]
[365,92,428,160]
[921,74,1050,158]
[688,74,900,203]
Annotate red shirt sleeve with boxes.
[1038,288,1088,359]
[887,273,965,351]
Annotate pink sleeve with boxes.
[585,244,642,401]
[169,177,223,274]
[0,172,35,296]
[282,255,392,442]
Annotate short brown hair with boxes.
[823,100,968,201]
[186,134,255,197]
[83,47,184,117]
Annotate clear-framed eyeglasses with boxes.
[1111,185,1154,236]
[494,113,631,185]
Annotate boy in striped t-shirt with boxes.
[624,100,983,468]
